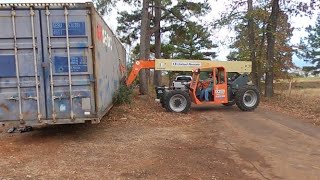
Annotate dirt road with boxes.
[0,97,319,179]
[194,105,320,180]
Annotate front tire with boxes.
[235,85,260,111]
[164,90,191,113]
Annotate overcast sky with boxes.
[1,0,318,67]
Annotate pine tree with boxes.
[93,0,114,15]
[299,14,320,69]
[116,0,212,93]
[169,22,217,60]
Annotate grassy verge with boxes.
[262,78,320,125]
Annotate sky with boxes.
[1,0,318,67]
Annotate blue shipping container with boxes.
[0,3,126,125]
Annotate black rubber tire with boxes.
[160,93,167,108]
[164,90,191,113]
[222,99,236,106]
[163,92,171,110]
[235,85,260,111]
[160,100,166,108]
[161,102,165,108]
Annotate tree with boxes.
[93,0,114,15]
[264,0,317,96]
[216,0,318,97]
[228,6,294,82]
[247,0,259,89]
[117,0,210,46]
[302,66,317,76]
[265,0,280,97]
[139,0,151,95]
[299,14,320,69]
[169,22,217,59]
[117,0,211,94]
[153,0,162,86]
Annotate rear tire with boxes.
[164,90,191,113]
[235,85,260,111]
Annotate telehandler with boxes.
[126,59,260,113]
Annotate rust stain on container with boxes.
[0,104,9,112]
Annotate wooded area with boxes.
[94,0,320,97]
[1,2,320,179]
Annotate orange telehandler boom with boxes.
[126,60,155,86]
[126,59,252,86]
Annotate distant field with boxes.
[275,77,320,82]
[274,78,320,91]
[293,77,320,82]
[279,88,320,98]
[274,78,319,113]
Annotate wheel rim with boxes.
[169,94,187,112]
[243,90,258,107]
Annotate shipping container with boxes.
[0,2,126,126]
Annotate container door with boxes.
[40,7,96,122]
[0,8,46,123]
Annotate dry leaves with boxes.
[262,90,320,125]
[105,94,198,127]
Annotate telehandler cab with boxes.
[126,59,260,113]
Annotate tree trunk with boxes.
[247,0,258,89]
[145,10,151,85]
[139,0,150,94]
[153,0,162,86]
[265,0,280,97]
[257,21,266,92]
[257,5,268,93]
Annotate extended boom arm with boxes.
[126,59,252,86]
[126,60,155,86]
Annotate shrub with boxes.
[113,85,134,105]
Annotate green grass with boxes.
[279,88,320,98]
[293,77,320,82]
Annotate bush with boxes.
[113,85,134,105]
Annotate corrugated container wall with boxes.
[0,3,126,125]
